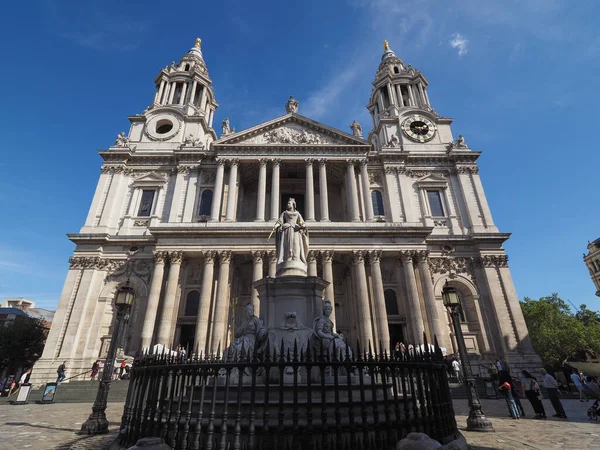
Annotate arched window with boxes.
[185,290,200,316]
[198,189,213,216]
[184,64,190,71]
[384,289,399,315]
[394,66,400,74]
[372,190,385,216]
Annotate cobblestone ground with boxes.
[0,398,599,449]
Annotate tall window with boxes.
[384,289,399,315]
[372,190,385,216]
[426,190,445,217]
[138,190,155,217]
[185,290,200,316]
[198,189,213,216]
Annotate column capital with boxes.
[413,250,429,264]
[215,159,226,167]
[318,158,328,166]
[203,250,217,263]
[153,251,169,264]
[304,158,314,166]
[359,159,369,168]
[398,250,415,265]
[307,250,318,263]
[258,159,268,167]
[252,250,263,263]
[169,251,184,265]
[321,250,335,262]
[384,166,396,175]
[271,158,281,166]
[367,250,382,264]
[266,250,276,261]
[351,250,366,264]
[479,254,509,268]
[218,250,232,264]
[229,159,240,167]
[345,159,357,168]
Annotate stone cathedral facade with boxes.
[32,39,539,383]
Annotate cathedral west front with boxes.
[32,39,540,383]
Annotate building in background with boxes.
[31,39,540,383]
[0,298,54,329]
[584,238,600,297]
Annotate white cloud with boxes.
[449,33,468,56]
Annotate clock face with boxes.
[401,115,437,143]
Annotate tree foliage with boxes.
[0,317,47,374]
[521,294,600,367]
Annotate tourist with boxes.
[511,382,526,417]
[119,359,128,378]
[90,360,100,380]
[499,381,520,419]
[452,358,462,382]
[540,368,567,418]
[498,356,511,384]
[56,361,67,383]
[521,370,546,419]
[570,368,587,402]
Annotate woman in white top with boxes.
[521,370,546,419]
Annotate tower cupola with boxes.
[367,41,433,129]
[149,38,218,128]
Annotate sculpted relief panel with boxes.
[240,124,346,145]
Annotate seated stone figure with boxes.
[227,303,266,359]
[309,300,352,360]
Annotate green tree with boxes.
[0,317,47,374]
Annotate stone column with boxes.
[225,160,239,222]
[400,252,425,343]
[255,159,267,222]
[270,159,281,221]
[395,85,404,107]
[267,250,277,278]
[307,250,318,277]
[156,80,166,104]
[251,251,263,316]
[189,80,198,105]
[210,160,225,222]
[368,250,390,353]
[360,160,374,221]
[180,82,188,105]
[496,256,535,353]
[346,160,361,222]
[195,251,215,354]
[383,167,402,222]
[318,159,330,222]
[210,251,232,354]
[352,251,373,347]
[416,251,447,347]
[305,159,315,221]
[140,252,168,349]
[168,82,176,104]
[407,84,416,107]
[157,251,183,346]
[321,250,336,326]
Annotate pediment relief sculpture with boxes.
[230,124,347,146]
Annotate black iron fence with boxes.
[117,336,458,449]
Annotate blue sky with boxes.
[1,0,599,311]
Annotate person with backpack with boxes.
[56,361,67,383]
[521,370,546,419]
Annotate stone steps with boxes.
[0,380,130,404]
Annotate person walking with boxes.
[541,368,567,418]
[56,361,67,383]
[570,368,587,402]
[90,360,100,380]
[452,358,462,382]
[521,370,546,419]
[499,381,520,419]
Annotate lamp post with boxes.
[442,280,494,432]
[80,282,135,434]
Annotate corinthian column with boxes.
[255,159,267,221]
[305,159,315,221]
[251,251,263,316]
[307,250,318,277]
[415,251,447,347]
[267,250,277,278]
[400,252,425,343]
[225,160,239,222]
[210,160,225,222]
[157,251,183,346]
[360,160,374,222]
[210,251,232,354]
[352,251,373,347]
[346,160,361,222]
[195,251,215,354]
[140,251,168,349]
[368,250,390,353]
[318,159,330,222]
[270,159,281,221]
[321,250,336,326]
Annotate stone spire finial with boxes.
[195,37,201,49]
[285,96,299,114]
[381,40,397,61]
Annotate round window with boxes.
[156,119,173,134]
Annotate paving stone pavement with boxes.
[0,398,599,449]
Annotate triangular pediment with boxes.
[415,173,448,186]
[214,114,369,147]
[131,172,167,185]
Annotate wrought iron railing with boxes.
[117,336,458,449]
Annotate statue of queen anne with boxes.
[270,198,309,277]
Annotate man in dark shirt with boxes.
[56,361,67,382]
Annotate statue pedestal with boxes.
[253,276,329,332]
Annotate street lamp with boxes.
[80,282,135,435]
[442,280,494,432]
